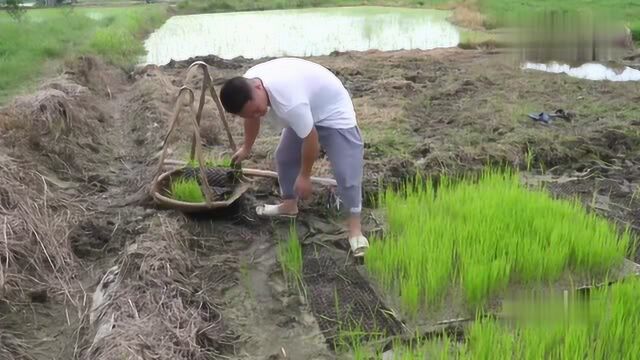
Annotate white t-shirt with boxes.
[243,57,357,138]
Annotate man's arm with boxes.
[285,103,317,178]
[242,116,261,152]
[300,127,319,178]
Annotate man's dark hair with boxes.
[219,76,253,114]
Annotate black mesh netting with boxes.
[301,245,404,347]
[545,181,590,199]
[182,167,238,198]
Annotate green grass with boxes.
[86,6,168,66]
[0,5,168,103]
[277,224,303,291]
[170,176,205,202]
[176,0,449,13]
[365,167,633,316]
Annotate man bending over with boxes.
[219,57,369,257]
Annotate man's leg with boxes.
[317,125,367,255]
[258,127,302,216]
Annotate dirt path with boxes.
[0,47,638,359]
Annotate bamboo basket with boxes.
[149,61,249,213]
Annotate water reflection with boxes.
[523,62,640,82]
[143,6,460,65]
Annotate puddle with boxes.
[143,6,460,65]
[522,62,640,81]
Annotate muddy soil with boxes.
[0,47,638,359]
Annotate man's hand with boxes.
[231,146,250,166]
[294,126,319,199]
[231,117,260,166]
[294,174,313,199]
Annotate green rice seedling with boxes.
[186,157,213,168]
[453,278,640,358]
[386,332,455,360]
[277,223,303,292]
[365,278,640,358]
[366,166,632,315]
[525,145,535,171]
[590,278,640,358]
[334,323,376,359]
[333,315,391,359]
[170,176,204,203]
[186,155,234,169]
[212,156,233,168]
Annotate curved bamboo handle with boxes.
[186,61,237,153]
[151,86,193,191]
[150,86,215,206]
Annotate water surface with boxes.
[523,62,640,82]
[143,6,460,65]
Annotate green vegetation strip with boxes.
[170,177,205,203]
[0,6,168,102]
[380,278,640,359]
[365,168,633,315]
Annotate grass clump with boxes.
[277,224,303,290]
[170,176,204,203]
[365,167,632,315]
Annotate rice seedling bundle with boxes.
[170,176,204,203]
[278,224,303,288]
[365,168,632,314]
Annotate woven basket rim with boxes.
[151,167,249,212]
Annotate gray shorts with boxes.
[274,125,364,214]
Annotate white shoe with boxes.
[255,204,298,219]
[349,234,369,257]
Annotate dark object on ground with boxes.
[29,289,48,303]
[528,109,574,124]
[182,166,238,199]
